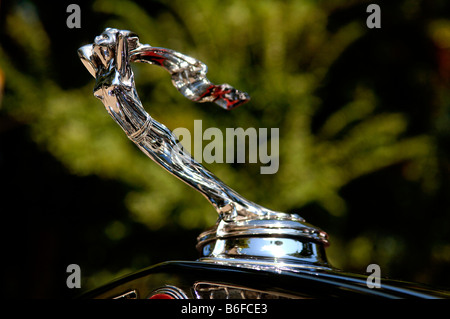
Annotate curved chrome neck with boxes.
[78,28,330,269]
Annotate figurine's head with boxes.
[92,28,120,69]
[78,28,138,77]
[94,27,120,48]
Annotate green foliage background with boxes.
[0,0,449,297]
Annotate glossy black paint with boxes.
[80,261,450,299]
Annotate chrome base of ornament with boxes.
[197,218,331,270]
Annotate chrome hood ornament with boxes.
[78,28,329,270]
